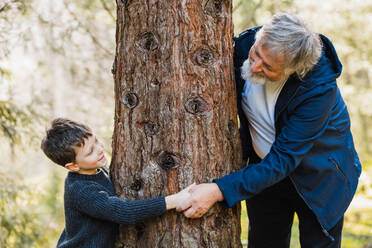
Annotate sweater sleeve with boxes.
[72,184,167,225]
[214,84,338,207]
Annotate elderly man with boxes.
[177,13,361,247]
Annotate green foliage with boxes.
[0,0,45,148]
[0,171,64,248]
[0,0,27,58]
[0,101,45,148]
[233,0,294,34]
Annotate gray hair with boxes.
[255,13,322,78]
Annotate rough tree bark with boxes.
[110,0,243,247]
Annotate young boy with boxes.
[41,118,191,248]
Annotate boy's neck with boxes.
[77,168,98,175]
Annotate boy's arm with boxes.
[74,183,192,225]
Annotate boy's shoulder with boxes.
[64,170,113,199]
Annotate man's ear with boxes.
[65,162,80,172]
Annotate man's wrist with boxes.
[212,183,224,202]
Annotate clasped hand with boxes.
[175,182,224,218]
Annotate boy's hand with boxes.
[165,183,195,210]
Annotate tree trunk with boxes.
[110,0,243,247]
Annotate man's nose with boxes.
[251,59,263,73]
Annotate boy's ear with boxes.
[65,162,80,172]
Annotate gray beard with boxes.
[240,58,288,85]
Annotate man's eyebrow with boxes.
[255,48,273,70]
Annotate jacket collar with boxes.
[274,74,303,122]
[274,34,342,121]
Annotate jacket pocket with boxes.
[328,157,348,184]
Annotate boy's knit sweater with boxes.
[57,168,166,248]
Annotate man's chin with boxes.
[250,74,288,85]
[241,61,270,85]
[250,76,269,85]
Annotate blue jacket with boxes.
[214,27,362,232]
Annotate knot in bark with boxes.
[122,92,138,109]
[150,79,160,88]
[205,0,223,16]
[137,32,158,51]
[185,97,209,115]
[144,121,159,136]
[130,178,143,191]
[135,222,146,239]
[194,48,214,67]
[156,151,180,170]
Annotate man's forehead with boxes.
[253,41,286,69]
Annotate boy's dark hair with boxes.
[41,118,92,166]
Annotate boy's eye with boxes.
[88,148,94,155]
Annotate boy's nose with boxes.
[98,144,104,153]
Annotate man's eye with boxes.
[265,66,273,72]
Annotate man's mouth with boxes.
[253,72,266,79]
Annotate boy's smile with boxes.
[65,135,107,175]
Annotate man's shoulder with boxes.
[234,26,262,43]
[233,26,262,60]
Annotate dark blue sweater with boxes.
[57,168,166,248]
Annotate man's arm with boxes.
[214,85,338,208]
[177,84,338,218]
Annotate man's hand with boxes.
[176,183,224,218]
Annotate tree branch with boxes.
[63,0,114,57]
[99,0,115,22]
[233,0,243,13]
[0,3,9,13]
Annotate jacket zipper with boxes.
[275,86,302,123]
[288,176,336,242]
[328,157,348,184]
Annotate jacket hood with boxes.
[300,34,343,88]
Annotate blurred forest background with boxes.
[0,0,371,247]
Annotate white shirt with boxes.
[241,80,286,159]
